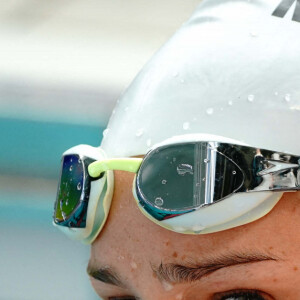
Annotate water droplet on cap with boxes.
[183,122,190,130]
[206,107,214,115]
[284,94,291,102]
[204,159,209,163]
[78,158,82,163]
[69,165,73,171]
[77,182,82,190]
[162,179,167,184]
[247,94,255,102]
[103,128,109,137]
[135,128,144,137]
[232,171,236,175]
[155,197,164,206]
[250,31,258,37]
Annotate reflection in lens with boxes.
[55,154,84,222]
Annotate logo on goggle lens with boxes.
[272,0,300,22]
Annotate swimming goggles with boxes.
[53,135,300,244]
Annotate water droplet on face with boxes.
[232,171,236,175]
[162,179,167,185]
[206,107,214,115]
[177,164,194,176]
[77,182,82,190]
[247,94,255,102]
[135,128,144,137]
[155,197,164,206]
[103,128,109,137]
[162,281,174,291]
[284,94,291,102]
[183,122,190,130]
[146,138,152,146]
[69,165,73,171]
[118,255,124,260]
[228,100,233,106]
[130,261,137,269]
[176,293,183,300]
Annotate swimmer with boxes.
[53,0,300,299]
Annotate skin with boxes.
[89,169,300,300]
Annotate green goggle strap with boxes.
[88,158,143,178]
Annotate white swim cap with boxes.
[101,0,300,158]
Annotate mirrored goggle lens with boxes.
[54,154,92,228]
[136,142,244,215]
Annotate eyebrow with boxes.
[87,251,278,287]
[87,264,124,288]
[152,252,278,284]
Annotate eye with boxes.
[213,290,272,300]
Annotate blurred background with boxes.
[0,1,199,299]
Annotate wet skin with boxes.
[89,170,300,300]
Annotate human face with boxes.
[88,169,300,300]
